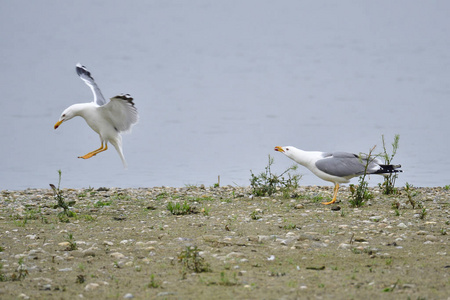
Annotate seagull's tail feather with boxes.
[374,164,403,175]
[110,139,128,169]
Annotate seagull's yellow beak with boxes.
[274,146,284,153]
[54,120,63,129]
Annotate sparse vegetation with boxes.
[65,233,77,251]
[0,185,447,299]
[379,134,400,195]
[167,201,195,215]
[250,155,301,197]
[419,208,427,220]
[348,146,376,207]
[250,210,262,220]
[178,246,211,278]
[405,182,417,208]
[148,274,160,288]
[49,170,76,218]
[10,258,28,281]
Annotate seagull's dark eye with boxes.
[286,148,289,151]
[62,114,66,117]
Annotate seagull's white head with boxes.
[274,146,298,159]
[54,106,76,129]
[275,145,294,153]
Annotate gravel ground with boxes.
[0,185,449,299]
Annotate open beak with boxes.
[54,120,63,129]
[274,146,284,153]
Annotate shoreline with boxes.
[0,185,448,299]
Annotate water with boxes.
[1,1,449,190]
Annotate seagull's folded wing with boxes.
[315,152,367,177]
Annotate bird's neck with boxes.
[70,103,96,118]
[290,149,319,167]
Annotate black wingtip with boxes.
[76,63,94,79]
[112,93,135,105]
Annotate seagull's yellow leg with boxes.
[322,183,339,205]
[78,142,108,159]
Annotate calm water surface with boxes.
[1,1,449,190]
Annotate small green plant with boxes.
[178,246,211,277]
[419,208,427,220]
[218,271,239,286]
[111,192,132,201]
[167,201,195,215]
[148,274,160,288]
[382,279,399,292]
[94,200,112,207]
[379,134,400,195]
[65,233,77,251]
[202,206,211,216]
[11,258,28,281]
[250,210,261,220]
[0,263,6,282]
[405,182,416,209]
[50,170,76,218]
[443,185,450,191]
[250,155,301,197]
[348,146,376,207]
[283,222,296,230]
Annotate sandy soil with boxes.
[0,185,449,299]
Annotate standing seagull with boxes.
[54,63,138,167]
[274,146,402,205]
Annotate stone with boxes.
[84,283,100,291]
[110,252,125,259]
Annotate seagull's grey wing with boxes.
[315,152,366,177]
[76,63,107,106]
[101,94,138,133]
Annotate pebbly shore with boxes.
[0,185,449,299]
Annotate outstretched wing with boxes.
[101,94,139,133]
[76,63,107,106]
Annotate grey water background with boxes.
[1,1,449,190]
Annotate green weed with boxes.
[405,183,417,208]
[178,246,211,278]
[64,233,77,251]
[49,170,76,218]
[167,201,195,215]
[250,210,261,220]
[148,274,160,288]
[419,208,427,220]
[10,258,28,281]
[379,134,400,195]
[250,155,301,197]
[94,200,113,208]
[348,146,376,207]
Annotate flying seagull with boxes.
[274,146,402,204]
[54,63,138,167]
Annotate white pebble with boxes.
[84,283,100,291]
